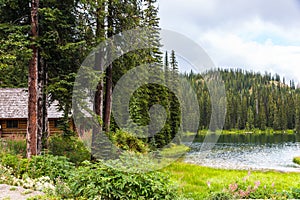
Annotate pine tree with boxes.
[169,50,181,143]
[246,107,254,130]
[258,99,266,131]
[0,0,31,87]
[164,51,169,84]
[273,103,281,130]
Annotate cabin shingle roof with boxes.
[0,88,63,119]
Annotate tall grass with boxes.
[0,136,26,157]
[163,162,300,199]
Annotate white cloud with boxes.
[158,0,300,82]
[200,30,300,81]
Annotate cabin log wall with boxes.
[0,119,70,138]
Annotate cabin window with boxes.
[6,120,18,128]
[54,120,59,128]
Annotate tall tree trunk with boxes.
[27,0,39,158]
[104,64,112,132]
[37,56,43,154]
[42,62,49,148]
[94,53,104,125]
[94,3,105,131]
[91,51,104,159]
[38,57,48,152]
[104,0,113,133]
[91,1,105,160]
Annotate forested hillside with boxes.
[186,69,300,132]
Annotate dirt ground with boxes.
[0,184,44,200]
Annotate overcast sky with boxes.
[158,0,300,83]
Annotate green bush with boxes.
[0,164,16,185]
[0,153,75,181]
[48,135,90,165]
[0,151,180,199]
[28,154,75,180]
[291,188,300,199]
[293,157,300,165]
[110,129,149,153]
[0,154,28,178]
[66,160,179,200]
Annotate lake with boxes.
[185,134,300,172]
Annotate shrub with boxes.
[293,157,300,165]
[28,154,75,181]
[0,164,16,185]
[291,188,300,199]
[48,135,90,165]
[0,154,28,178]
[66,160,179,199]
[0,153,75,181]
[0,163,55,193]
[110,129,149,153]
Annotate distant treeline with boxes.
[185,69,300,132]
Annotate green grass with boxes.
[163,162,300,200]
[293,157,300,165]
[161,144,190,158]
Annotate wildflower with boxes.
[229,183,238,192]
[254,181,261,190]
[247,186,252,192]
[271,182,275,187]
[239,189,249,198]
[207,181,211,188]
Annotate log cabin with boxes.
[0,88,64,138]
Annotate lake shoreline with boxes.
[184,134,300,173]
[196,129,299,136]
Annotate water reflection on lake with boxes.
[185,134,300,172]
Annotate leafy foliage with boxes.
[27,154,75,181]
[66,160,179,200]
[0,153,74,181]
[0,149,181,199]
[293,157,300,165]
[48,135,90,165]
[110,129,149,153]
[0,153,28,178]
